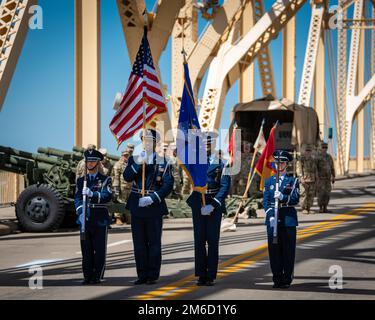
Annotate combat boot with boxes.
[115,217,124,225]
[324,206,333,213]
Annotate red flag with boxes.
[254,125,277,190]
[109,27,167,146]
[227,125,237,165]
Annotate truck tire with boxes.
[16,184,65,232]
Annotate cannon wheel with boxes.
[16,184,65,232]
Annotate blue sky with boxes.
[0,0,372,157]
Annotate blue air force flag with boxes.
[176,63,208,193]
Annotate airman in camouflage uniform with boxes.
[112,144,134,225]
[169,146,183,199]
[182,169,192,195]
[231,141,253,196]
[296,145,318,214]
[316,142,335,213]
[99,148,113,176]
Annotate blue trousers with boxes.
[131,215,163,280]
[192,207,222,280]
[80,225,108,281]
[267,225,296,285]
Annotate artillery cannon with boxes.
[0,145,124,232]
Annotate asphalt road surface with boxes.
[0,175,374,300]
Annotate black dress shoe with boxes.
[81,279,91,285]
[196,277,207,286]
[146,279,157,285]
[206,279,215,286]
[134,278,148,285]
[90,279,102,285]
[272,283,281,288]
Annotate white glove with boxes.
[82,187,93,198]
[139,196,154,207]
[113,92,123,110]
[274,190,284,201]
[137,150,148,164]
[201,205,215,216]
[270,217,276,228]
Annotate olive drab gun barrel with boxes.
[0,145,125,232]
[37,147,83,162]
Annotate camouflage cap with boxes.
[304,144,312,151]
[99,148,108,156]
[87,144,96,150]
[126,143,135,150]
[121,149,130,156]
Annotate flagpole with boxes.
[180,15,206,207]
[141,11,149,198]
[243,118,265,195]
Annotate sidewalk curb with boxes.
[335,171,375,181]
[0,221,18,236]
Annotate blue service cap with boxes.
[272,150,292,162]
[84,149,104,162]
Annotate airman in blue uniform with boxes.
[263,150,300,289]
[187,132,231,286]
[74,149,112,285]
[123,129,174,285]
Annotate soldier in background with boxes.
[99,148,113,177]
[316,142,335,213]
[112,146,133,225]
[296,144,318,214]
[182,168,192,195]
[231,141,252,196]
[76,144,96,181]
[169,145,183,199]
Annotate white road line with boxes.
[75,239,132,254]
[15,259,65,268]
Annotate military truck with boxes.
[0,146,125,232]
[230,95,320,152]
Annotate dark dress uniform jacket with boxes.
[123,154,174,217]
[186,158,231,212]
[75,173,112,228]
[263,174,299,227]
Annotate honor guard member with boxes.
[123,129,174,285]
[76,144,96,181]
[74,149,112,285]
[187,132,231,286]
[264,150,300,289]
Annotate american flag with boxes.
[109,27,167,145]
